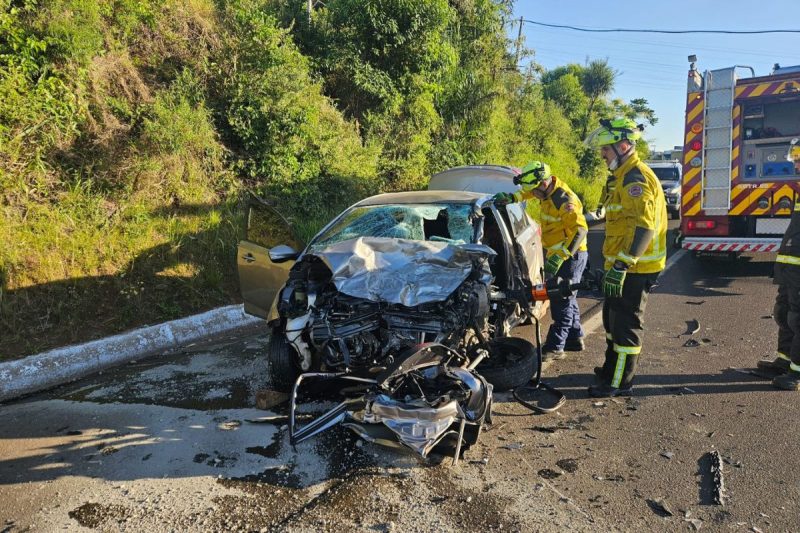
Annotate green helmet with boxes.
[584,118,644,148]
[514,161,551,188]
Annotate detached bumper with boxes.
[682,237,781,253]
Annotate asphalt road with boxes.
[1,220,793,532]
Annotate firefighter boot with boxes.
[773,370,800,391]
[757,354,791,374]
[589,351,639,398]
[594,335,615,384]
[564,337,585,352]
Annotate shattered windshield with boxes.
[311,203,476,249]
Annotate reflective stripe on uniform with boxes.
[611,345,641,388]
[777,254,800,266]
[613,344,642,355]
[606,333,613,341]
[617,251,638,265]
[791,362,800,373]
[606,204,623,212]
[778,352,791,361]
[611,353,627,387]
[540,213,560,222]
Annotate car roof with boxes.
[354,190,488,206]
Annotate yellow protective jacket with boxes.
[603,153,668,273]
[513,176,588,258]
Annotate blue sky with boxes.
[511,1,800,151]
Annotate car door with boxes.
[237,194,305,319]
[502,203,547,319]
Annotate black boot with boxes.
[589,351,638,398]
[773,370,800,390]
[757,356,791,373]
[564,337,585,352]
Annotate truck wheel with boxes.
[475,337,538,391]
[267,333,300,392]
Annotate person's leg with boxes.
[590,273,656,397]
[759,283,792,372]
[543,257,577,358]
[774,270,800,389]
[565,251,588,350]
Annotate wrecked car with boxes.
[238,177,546,457]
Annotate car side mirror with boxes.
[268,245,300,263]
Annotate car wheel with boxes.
[267,333,300,392]
[474,337,538,392]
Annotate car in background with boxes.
[647,160,682,219]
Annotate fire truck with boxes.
[680,56,800,256]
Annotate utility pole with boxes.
[514,16,524,68]
[307,0,312,25]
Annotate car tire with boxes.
[475,337,538,392]
[267,333,300,392]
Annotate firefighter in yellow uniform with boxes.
[584,118,668,397]
[757,197,800,390]
[493,161,589,359]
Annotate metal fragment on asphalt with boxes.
[647,498,674,517]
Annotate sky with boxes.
[511,0,800,151]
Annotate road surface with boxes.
[1,219,794,532]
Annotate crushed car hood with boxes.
[306,237,495,307]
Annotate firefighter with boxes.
[493,161,589,360]
[757,198,800,390]
[583,118,668,397]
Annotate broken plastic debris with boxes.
[684,518,703,530]
[647,498,674,517]
[660,451,674,460]
[682,319,700,336]
[683,339,700,347]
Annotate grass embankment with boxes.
[1,0,612,360]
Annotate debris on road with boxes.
[255,389,288,410]
[660,451,674,460]
[538,468,562,479]
[683,339,700,347]
[556,458,578,473]
[682,319,701,336]
[685,300,705,305]
[646,498,674,517]
[707,450,726,506]
[502,443,525,450]
[684,517,703,530]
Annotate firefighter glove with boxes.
[544,253,565,277]
[493,192,515,206]
[602,267,627,298]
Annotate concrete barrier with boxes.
[0,305,263,402]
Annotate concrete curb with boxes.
[0,305,262,402]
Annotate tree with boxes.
[579,59,616,137]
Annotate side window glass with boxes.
[247,203,303,251]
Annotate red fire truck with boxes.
[680,56,800,256]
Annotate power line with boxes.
[523,19,800,35]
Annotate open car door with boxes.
[237,194,305,320]
[429,165,547,319]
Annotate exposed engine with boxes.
[278,249,492,373]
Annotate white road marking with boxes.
[582,249,688,336]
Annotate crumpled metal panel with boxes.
[365,395,459,456]
[308,237,495,306]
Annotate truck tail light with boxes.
[687,220,716,230]
[683,216,729,236]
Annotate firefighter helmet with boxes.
[514,161,551,188]
[584,118,644,148]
